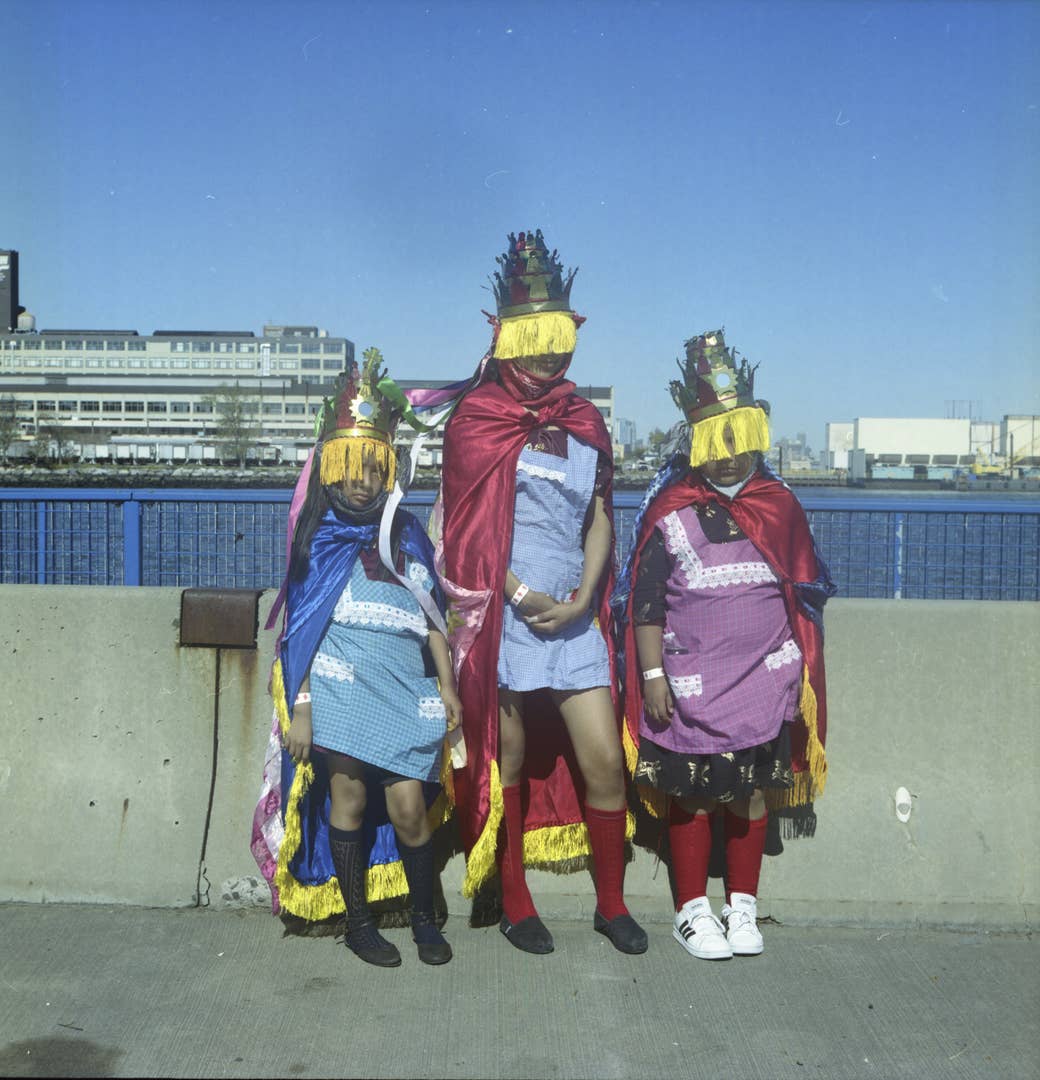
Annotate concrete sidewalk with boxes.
[0,904,1036,1080]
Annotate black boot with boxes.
[329,826,401,968]
[398,838,452,965]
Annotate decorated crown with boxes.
[492,229,577,319]
[488,229,583,361]
[670,330,756,422]
[317,346,400,489]
[670,329,770,468]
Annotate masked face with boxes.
[513,352,572,379]
[338,447,388,507]
[497,354,574,402]
[698,424,756,487]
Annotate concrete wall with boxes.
[1,588,1036,928]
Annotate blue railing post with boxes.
[122,496,142,586]
[35,502,47,584]
[892,511,905,599]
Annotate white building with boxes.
[824,421,855,469]
[0,248,615,467]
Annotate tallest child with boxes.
[435,230,646,955]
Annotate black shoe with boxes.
[412,913,453,966]
[499,914,554,954]
[416,939,453,965]
[594,911,648,954]
[344,922,402,967]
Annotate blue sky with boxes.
[3,0,1038,449]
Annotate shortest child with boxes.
[618,330,834,959]
[257,348,461,967]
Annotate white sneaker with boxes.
[672,897,733,960]
[721,892,764,956]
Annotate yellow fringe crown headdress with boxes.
[670,329,770,469]
[490,229,582,361]
[317,346,399,490]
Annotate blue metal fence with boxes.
[2,487,1038,600]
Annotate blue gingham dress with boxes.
[497,434,610,691]
[309,556,445,782]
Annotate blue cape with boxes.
[277,508,447,910]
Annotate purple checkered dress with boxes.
[642,505,802,755]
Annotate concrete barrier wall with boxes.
[1,588,1036,928]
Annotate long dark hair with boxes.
[289,456,329,583]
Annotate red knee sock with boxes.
[668,803,712,910]
[723,808,768,902]
[585,805,630,921]
[499,784,538,923]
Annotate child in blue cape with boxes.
[253,348,461,967]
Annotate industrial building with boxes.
[825,415,1039,479]
[0,248,615,466]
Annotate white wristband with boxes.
[294,692,312,705]
[510,583,529,607]
[641,668,665,681]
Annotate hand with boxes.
[516,589,555,617]
[441,686,463,732]
[283,709,313,764]
[523,593,590,636]
[643,675,674,726]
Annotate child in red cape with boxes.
[614,330,835,960]
[432,230,646,955]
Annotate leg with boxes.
[384,777,430,849]
[327,752,367,831]
[720,791,768,956]
[325,752,400,968]
[496,690,553,954]
[498,689,527,788]
[387,778,451,966]
[668,796,717,910]
[670,793,732,961]
[552,686,625,810]
[553,688,646,954]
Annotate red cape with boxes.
[441,378,623,892]
[622,469,829,812]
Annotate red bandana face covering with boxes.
[497,357,573,404]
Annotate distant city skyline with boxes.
[3,0,1037,445]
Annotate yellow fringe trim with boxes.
[493,311,577,360]
[623,721,668,819]
[622,721,639,776]
[461,760,504,898]
[461,755,639,893]
[689,406,770,469]
[319,435,396,490]
[521,811,637,870]
[523,821,590,868]
[272,659,344,919]
[766,665,828,810]
[271,659,454,916]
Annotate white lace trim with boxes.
[697,562,776,589]
[764,639,801,671]
[667,673,703,699]
[311,652,355,683]
[517,459,566,484]
[408,560,432,589]
[662,511,702,589]
[332,581,427,637]
[661,510,775,590]
[418,696,446,720]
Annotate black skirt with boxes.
[634,724,794,802]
